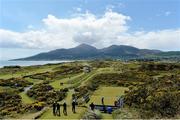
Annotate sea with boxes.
[0,60,72,68]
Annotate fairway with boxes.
[49,73,84,90]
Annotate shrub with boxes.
[125,75,180,118]
[0,91,22,117]
[33,102,46,111]
[27,83,67,104]
[0,77,32,88]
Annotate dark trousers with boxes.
[53,108,56,116]
[63,108,67,115]
[72,106,76,113]
[56,109,60,116]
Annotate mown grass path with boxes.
[19,91,34,104]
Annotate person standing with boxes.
[56,102,61,116]
[90,102,95,111]
[120,97,124,108]
[101,97,104,105]
[53,101,56,116]
[63,101,67,115]
[72,99,76,113]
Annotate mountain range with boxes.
[14,44,180,60]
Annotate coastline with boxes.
[0,60,73,68]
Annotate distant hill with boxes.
[14,44,180,60]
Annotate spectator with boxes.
[90,102,95,111]
[63,101,67,115]
[101,97,104,105]
[56,102,60,116]
[72,99,76,113]
[53,101,56,116]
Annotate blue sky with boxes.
[0,0,180,60]
[1,0,180,31]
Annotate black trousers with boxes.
[56,109,60,116]
[53,108,56,115]
[72,106,76,113]
[63,108,67,115]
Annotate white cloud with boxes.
[165,11,171,16]
[0,10,179,51]
[73,7,82,12]
[115,29,180,51]
[156,11,172,17]
[27,25,34,29]
[76,7,82,12]
[106,5,115,11]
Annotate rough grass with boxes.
[0,64,59,79]
[112,107,140,119]
[0,86,16,92]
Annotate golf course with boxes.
[0,60,179,119]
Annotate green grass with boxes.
[40,86,128,119]
[0,62,131,119]
[80,68,121,87]
[73,70,98,87]
[25,78,43,84]
[89,86,128,105]
[40,89,86,119]
[0,86,17,92]
[19,92,34,104]
[0,64,59,79]
[49,73,83,90]
[88,86,129,119]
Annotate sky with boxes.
[0,0,180,60]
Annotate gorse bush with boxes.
[0,66,22,75]
[0,77,32,88]
[0,91,22,117]
[53,65,83,75]
[125,75,180,118]
[140,62,180,71]
[28,72,55,80]
[90,72,150,87]
[27,83,67,104]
